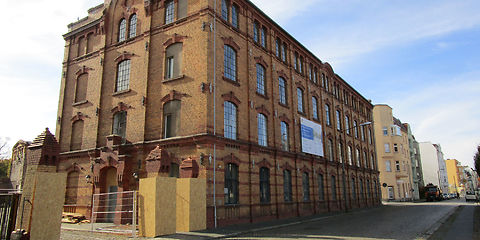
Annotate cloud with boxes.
[249,0,320,25]
[304,0,480,67]
[385,71,480,167]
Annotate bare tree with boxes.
[0,137,10,160]
[475,145,480,174]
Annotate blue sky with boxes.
[0,0,479,168]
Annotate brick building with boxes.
[57,0,380,228]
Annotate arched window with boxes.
[312,96,318,119]
[129,14,137,38]
[338,142,343,163]
[224,45,236,81]
[327,139,334,161]
[331,175,337,200]
[86,33,94,54]
[313,68,318,84]
[325,104,331,126]
[163,100,181,138]
[116,60,130,92]
[70,120,84,151]
[275,38,280,57]
[260,26,266,47]
[299,56,304,74]
[113,111,127,139]
[65,171,80,204]
[294,52,298,70]
[256,64,266,95]
[363,151,368,168]
[336,110,341,130]
[75,74,88,103]
[371,154,375,169]
[77,36,86,56]
[178,0,188,19]
[225,163,239,204]
[356,148,360,167]
[352,178,356,200]
[257,113,267,146]
[345,115,350,134]
[221,0,229,21]
[165,0,175,24]
[308,64,313,80]
[318,174,324,200]
[297,88,304,113]
[281,43,286,62]
[253,21,259,43]
[302,172,310,201]
[353,120,358,138]
[278,77,287,105]
[165,43,183,79]
[280,121,289,151]
[118,19,127,42]
[283,170,292,202]
[347,146,353,165]
[259,167,270,203]
[224,101,237,140]
[386,160,391,172]
[231,4,239,28]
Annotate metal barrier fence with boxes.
[0,190,21,240]
[90,191,137,237]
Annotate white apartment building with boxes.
[418,142,449,193]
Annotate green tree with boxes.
[475,145,480,173]
[0,159,10,177]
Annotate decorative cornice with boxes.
[161,90,189,103]
[255,104,270,116]
[254,56,268,68]
[221,91,241,106]
[71,112,89,122]
[163,33,187,47]
[114,51,135,63]
[75,65,93,77]
[111,102,133,113]
[221,36,240,51]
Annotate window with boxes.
[75,74,88,103]
[356,148,360,167]
[297,88,304,113]
[224,45,236,81]
[279,77,287,105]
[313,68,318,84]
[225,163,239,204]
[283,170,292,202]
[163,100,181,138]
[77,36,86,56]
[363,151,368,168]
[336,110,341,130]
[116,60,130,92]
[360,179,364,198]
[294,52,298,71]
[302,172,310,201]
[331,175,337,200]
[178,0,187,19]
[299,56,304,74]
[353,120,358,138]
[386,160,391,172]
[347,146,353,165]
[318,174,324,200]
[395,161,400,171]
[368,128,372,144]
[325,76,330,92]
[325,104,331,126]
[224,101,237,140]
[166,56,174,79]
[338,142,343,163]
[371,154,375,169]
[86,33,94,54]
[165,0,175,24]
[118,19,127,42]
[308,64,313,80]
[367,179,371,198]
[231,4,238,28]
[384,143,390,153]
[113,111,127,139]
[281,43,286,62]
[260,27,266,48]
[361,125,365,141]
[280,121,289,151]
[394,143,398,152]
[352,178,356,200]
[129,14,137,39]
[165,42,183,78]
[345,116,350,134]
[260,167,270,203]
[257,113,267,146]
[256,64,266,95]
[321,73,326,87]
[275,38,280,57]
[253,21,259,43]
[327,139,334,161]
[169,163,180,178]
[221,0,229,21]
[312,97,318,119]
[383,127,388,136]
[70,120,84,151]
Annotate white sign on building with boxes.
[300,117,324,157]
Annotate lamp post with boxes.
[340,121,371,212]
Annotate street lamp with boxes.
[340,121,372,212]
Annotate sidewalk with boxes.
[62,205,382,239]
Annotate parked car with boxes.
[442,193,450,200]
[465,191,477,202]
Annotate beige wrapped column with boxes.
[176,178,206,232]
[138,177,176,237]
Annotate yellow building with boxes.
[445,159,463,194]
[373,105,414,201]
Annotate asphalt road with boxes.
[227,199,476,240]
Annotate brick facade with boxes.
[56,0,380,228]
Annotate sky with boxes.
[0,0,479,168]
